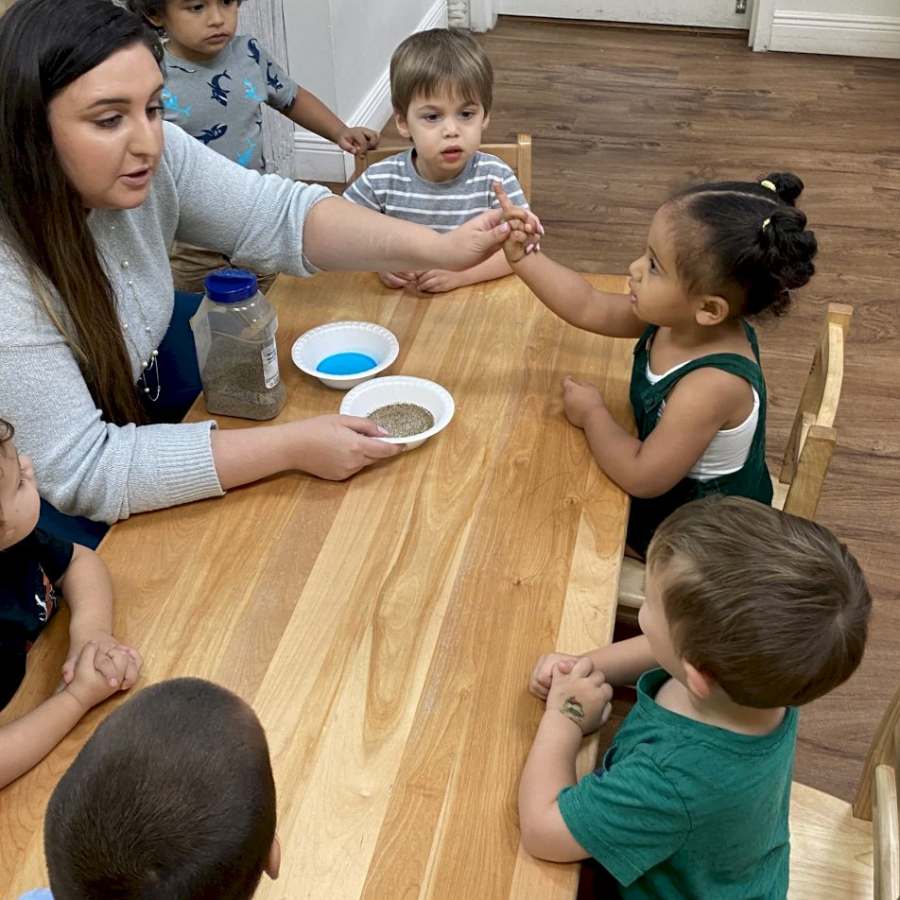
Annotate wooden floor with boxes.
[346,17,900,804]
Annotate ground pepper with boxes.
[367,402,434,438]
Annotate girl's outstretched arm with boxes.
[494,184,644,338]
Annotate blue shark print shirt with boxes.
[161,34,298,171]
[0,526,71,710]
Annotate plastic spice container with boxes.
[191,269,287,420]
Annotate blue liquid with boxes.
[316,352,377,376]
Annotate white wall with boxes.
[752,0,900,58]
[283,0,448,181]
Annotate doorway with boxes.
[495,0,753,31]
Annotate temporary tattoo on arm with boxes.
[561,696,585,722]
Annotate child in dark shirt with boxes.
[0,418,142,788]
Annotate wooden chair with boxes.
[772,302,852,519]
[617,302,853,613]
[788,681,900,899]
[351,133,533,203]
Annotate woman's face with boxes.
[47,44,165,209]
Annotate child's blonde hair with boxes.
[647,495,871,708]
[390,28,493,117]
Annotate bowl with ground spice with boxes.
[339,376,455,450]
[291,321,399,389]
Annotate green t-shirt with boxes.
[558,668,798,900]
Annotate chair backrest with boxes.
[865,682,900,899]
[778,303,853,519]
[351,133,533,203]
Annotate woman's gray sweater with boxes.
[0,122,331,523]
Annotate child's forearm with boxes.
[286,88,347,144]
[0,690,88,788]
[519,711,587,861]
[452,249,513,287]
[58,546,114,643]
[509,251,608,331]
[582,635,657,687]
[580,405,665,498]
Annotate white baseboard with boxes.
[769,11,900,59]
[292,0,449,183]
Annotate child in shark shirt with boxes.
[129,0,381,292]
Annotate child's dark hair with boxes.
[44,678,277,900]
[647,495,871,709]
[667,172,818,317]
[391,28,493,116]
[127,0,245,34]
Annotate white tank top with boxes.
[646,359,760,482]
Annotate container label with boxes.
[190,309,212,370]
[261,336,280,389]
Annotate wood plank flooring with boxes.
[347,17,900,804]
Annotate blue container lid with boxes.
[204,268,259,304]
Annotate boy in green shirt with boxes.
[520,495,872,899]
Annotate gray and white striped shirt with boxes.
[343,149,528,231]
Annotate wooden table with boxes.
[1,271,633,899]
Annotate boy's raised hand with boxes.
[337,126,381,156]
[492,182,541,264]
[546,656,613,736]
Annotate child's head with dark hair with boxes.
[0,417,41,550]
[124,0,168,30]
[665,173,818,318]
[642,495,871,709]
[127,0,244,56]
[390,27,493,117]
[44,678,279,900]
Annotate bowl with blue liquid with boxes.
[291,321,399,390]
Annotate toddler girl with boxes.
[495,174,817,554]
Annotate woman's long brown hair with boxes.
[0,0,163,425]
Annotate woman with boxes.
[0,0,534,540]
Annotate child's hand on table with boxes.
[530,652,584,700]
[415,269,463,293]
[546,657,613,736]
[492,182,542,264]
[63,632,143,691]
[337,126,380,156]
[379,271,417,290]
[64,641,139,712]
[561,376,606,428]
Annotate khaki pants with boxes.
[169,241,278,295]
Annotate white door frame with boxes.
[470,0,759,35]
[469,0,498,32]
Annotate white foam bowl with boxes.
[291,321,399,390]
[340,376,455,450]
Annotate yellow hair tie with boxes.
[760,179,777,192]
[762,217,772,229]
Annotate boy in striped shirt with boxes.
[343,28,530,293]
